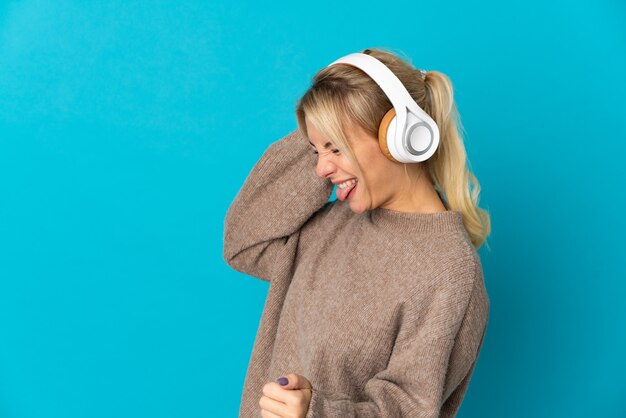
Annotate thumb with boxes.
[275,373,312,390]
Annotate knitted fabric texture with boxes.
[223,129,490,417]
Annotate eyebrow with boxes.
[308,140,333,149]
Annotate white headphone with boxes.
[325,52,439,164]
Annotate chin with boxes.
[348,200,368,214]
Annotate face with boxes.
[306,116,418,214]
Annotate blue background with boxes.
[1,1,625,417]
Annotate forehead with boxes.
[305,117,363,150]
[305,120,336,149]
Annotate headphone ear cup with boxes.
[378,108,400,163]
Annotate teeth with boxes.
[338,179,357,189]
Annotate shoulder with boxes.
[400,228,486,311]
[390,223,482,291]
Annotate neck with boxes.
[381,166,448,214]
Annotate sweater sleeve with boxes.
[222,129,335,282]
[305,259,490,418]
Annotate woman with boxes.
[223,47,491,417]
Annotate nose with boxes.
[314,151,336,179]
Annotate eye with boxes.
[313,149,341,155]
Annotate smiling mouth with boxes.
[337,180,357,201]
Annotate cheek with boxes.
[363,164,388,198]
[339,158,358,177]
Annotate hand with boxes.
[259,373,313,418]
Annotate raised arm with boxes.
[222,129,334,282]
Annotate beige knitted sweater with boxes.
[222,129,490,417]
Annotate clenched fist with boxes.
[259,373,313,418]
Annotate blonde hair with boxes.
[295,47,491,250]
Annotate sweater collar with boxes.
[368,207,466,234]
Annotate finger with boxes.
[261,410,282,418]
[276,373,300,390]
[277,373,312,390]
[259,394,287,417]
[260,407,283,418]
[263,381,292,403]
